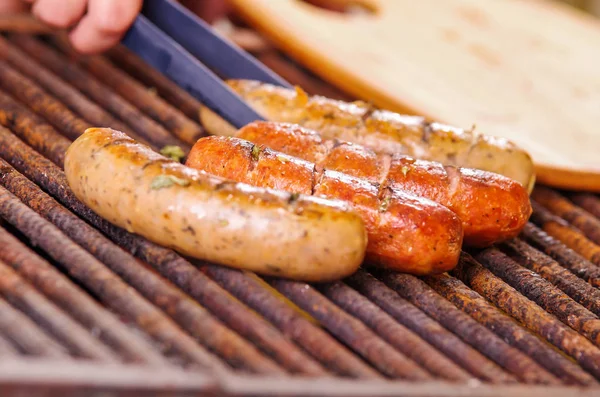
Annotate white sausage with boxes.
[64,128,368,282]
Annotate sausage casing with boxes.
[64,128,368,282]
[199,79,536,192]
[186,135,464,275]
[235,121,532,247]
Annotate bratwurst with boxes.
[233,121,532,247]
[199,79,536,192]
[64,128,368,282]
[186,135,465,275]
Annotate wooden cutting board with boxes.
[229,0,600,192]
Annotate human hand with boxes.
[0,0,143,54]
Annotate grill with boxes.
[0,25,600,397]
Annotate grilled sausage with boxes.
[64,128,368,282]
[186,135,464,275]
[233,121,532,247]
[199,79,536,192]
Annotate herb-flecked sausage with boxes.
[186,135,464,275]
[199,79,536,192]
[64,128,368,282]
[232,121,532,247]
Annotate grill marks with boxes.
[0,33,600,387]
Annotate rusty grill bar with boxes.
[0,31,599,396]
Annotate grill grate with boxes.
[0,31,599,396]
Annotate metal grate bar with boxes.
[0,225,170,366]
[0,89,70,167]
[50,36,203,145]
[530,201,600,267]
[317,280,475,382]
[502,238,600,316]
[423,271,595,385]
[270,278,435,380]
[377,271,551,384]
[0,181,229,372]
[453,254,600,380]
[10,34,187,150]
[345,269,512,383]
[521,223,600,288]
[0,36,142,146]
[533,187,600,245]
[0,131,284,375]
[0,59,91,141]
[0,333,18,356]
[0,95,333,377]
[475,248,600,347]
[0,259,120,362]
[203,265,384,379]
[106,44,204,122]
[570,193,600,219]
[0,295,68,358]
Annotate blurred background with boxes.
[560,0,600,16]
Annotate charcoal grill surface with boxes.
[0,31,599,397]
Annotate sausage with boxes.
[186,135,464,275]
[198,79,536,192]
[233,121,532,247]
[64,127,368,282]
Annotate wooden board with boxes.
[229,0,600,191]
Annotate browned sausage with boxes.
[234,121,532,247]
[198,79,536,192]
[186,135,464,275]
[64,127,368,282]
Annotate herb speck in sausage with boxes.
[150,174,190,190]
[160,145,186,162]
[251,144,261,161]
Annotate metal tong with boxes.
[121,0,292,130]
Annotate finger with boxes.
[68,0,142,54]
[0,0,30,13]
[31,0,86,28]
